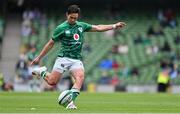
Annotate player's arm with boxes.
[89,22,126,32]
[30,39,55,65]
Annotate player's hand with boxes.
[114,22,126,29]
[30,57,40,66]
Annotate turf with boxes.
[0,92,180,113]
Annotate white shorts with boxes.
[52,57,84,73]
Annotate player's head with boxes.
[66,5,80,25]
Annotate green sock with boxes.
[40,71,47,79]
[70,88,80,101]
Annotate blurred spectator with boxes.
[22,19,31,27]
[29,77,41,92]
[164,8,178,28]
[40,13,48,27]
[23,9,35,21]
[112,59,120,71]
[146,45,159,55]
[31,26,38,36]
[21,8,43,46]
[15,53,29,81]
[111,44,118,54]
[164,8,174,22]
[27,45,38,63]
[154,27,164,36]
[83,43,91,54]
[110,74,120,86]
[174,34,180,44]
[147,25,155,36]
[0,73,13,91]
[170,64,179,79]
[120,66,131,77]
[147,25,164,36]
[27,45,41,79]
[118,43,129,54]
[99,58,113,70]
[157,9,166,28]
[160,59,174,69]
[157,68,170,92]
[33,8,41,21]
[157,8,178,28]
[161,41,171,52]
[134,33,143,44]
[134,33,151,45]
[131,67,139,76]
[21,24,32,37]
[2,83,14,91]
[98,71,111,84]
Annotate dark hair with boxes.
[67,5,80,14]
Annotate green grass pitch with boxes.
[0,92,180,114]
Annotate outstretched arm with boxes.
[30,39,55,65]
[89,22,126,32]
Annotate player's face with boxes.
[66,13,79,25]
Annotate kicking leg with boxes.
[43,71,62,86]
[32,66,62,86]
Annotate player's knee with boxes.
[47,72,60,86]
[48,80,57,86]
[48,78,58,86]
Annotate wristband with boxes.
[112,24,116,29]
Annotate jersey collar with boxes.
[66,21,77,27]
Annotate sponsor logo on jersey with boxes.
[65,30,70,35]
[78,27,83,32]
[73,34,79,40]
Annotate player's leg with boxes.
[69,60,85,102]
[32,67,62,86]
[32,57,67,86]
[64,68,84,109]
[71,69,84,90]
[43,71,62,86]
[70,69,84,100]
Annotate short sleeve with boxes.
[81,22,92,32]
[52,25,64,42]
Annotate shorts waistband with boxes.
[58,55,80,60]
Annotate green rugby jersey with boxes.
[52,21,92,60]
